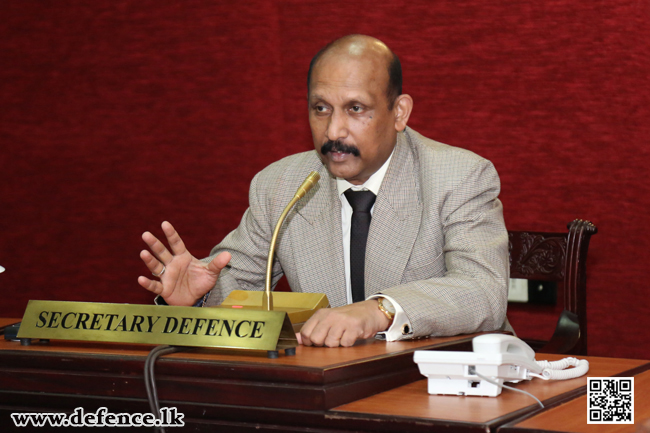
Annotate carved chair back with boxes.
[507,219,597,355]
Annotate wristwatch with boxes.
[377,297,395,324]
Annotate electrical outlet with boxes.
[528,280,557,305]
[508,278,529,303]
[508,279,557,305]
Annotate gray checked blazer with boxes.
[203,127,509,338]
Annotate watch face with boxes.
[380,297,396,315]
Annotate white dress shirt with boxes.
[336,150,413,341]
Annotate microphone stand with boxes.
[262,171,320,311]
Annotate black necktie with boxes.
[344,190,377,303]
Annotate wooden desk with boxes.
[0,330,483,431]
[498,367,650,433]
[1,328,647,432]
[331,355,649,433]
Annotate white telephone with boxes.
[414,334,589,398]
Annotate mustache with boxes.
[320,140,361,157]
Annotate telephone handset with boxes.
[414,334,589,397]
[472,334,541,376]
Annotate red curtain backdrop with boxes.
[1,1,648,358]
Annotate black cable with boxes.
[144,345,184,433]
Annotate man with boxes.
[138,35,509,347]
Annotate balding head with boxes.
[308,35,402,109]
[306,35,413,185]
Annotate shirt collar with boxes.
[336,148,395,196]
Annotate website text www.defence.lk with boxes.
[11,407,184,428]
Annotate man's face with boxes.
[308,53,398,185]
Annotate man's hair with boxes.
[307,40,403,110]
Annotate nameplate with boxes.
[17,300,297,351]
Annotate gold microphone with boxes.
[262,171,320,310]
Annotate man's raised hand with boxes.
[138,221,231,306]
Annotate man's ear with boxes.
[393,94,413,132]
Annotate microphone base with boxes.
[215,291,330,328]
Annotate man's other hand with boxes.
[298,300,391,347]
[138,221,231,306]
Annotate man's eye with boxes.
[350,106,362,113]
[314,105,328,113]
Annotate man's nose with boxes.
[325,110,349,142]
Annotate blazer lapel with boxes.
[365,131,422,296]
[290,163,348,307]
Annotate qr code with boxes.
[587,377,634,424]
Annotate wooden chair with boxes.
[507,219,597,355]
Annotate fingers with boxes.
[298,313,319,346]
[300,311,337,347]
[302,319,345,348]
[300,326,332,347]
[139,221,212,307]
[141,231,174,265]
[207,251,232,274]
[140,250,165,276]
[339,328,361,348]
[324,326,345,348]
[161,221,188,256]
[299,302,386,348]
[137,276,164,295]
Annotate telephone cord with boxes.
[474,371,544,409]
[530,357,589,380]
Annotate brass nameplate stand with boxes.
[17,300,297,358]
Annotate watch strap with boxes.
[377,297,395,324]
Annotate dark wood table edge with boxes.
[3,361,647,433]
[0,392,500,433]
[495,361,650,433]
[0,331,486,386]
[0,332,497,414]
[2,391,445,432]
